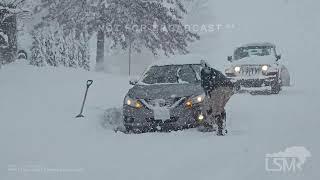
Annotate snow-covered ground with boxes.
[1,60,319,180]
[1,0,320,179]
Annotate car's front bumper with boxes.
[123,103,203,131]
[228,75,277,88]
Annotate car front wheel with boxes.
[271,81,281,94]
[124,125,148,134]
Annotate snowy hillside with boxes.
[1,0,320,180]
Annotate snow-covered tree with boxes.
[37,0,199,71]
[30,22,90,70]
[30,30,45,66]
[0,1,19,64]
[77,32,90,71]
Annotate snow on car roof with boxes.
[238,42,276,48]
[150,54,206,67]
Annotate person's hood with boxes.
[127,83,203,100]
[232,55,276,66]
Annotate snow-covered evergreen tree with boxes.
[30,22,90,70]
[43,26,57,66]
[54,29,67,67]
[30,30,45,66]
[77,32,90,71]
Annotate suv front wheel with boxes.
[271,78,282,94]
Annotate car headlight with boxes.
[262,65,269,71]
[234,66,241,73]
[124,96,143,109]
[185,94,205,107]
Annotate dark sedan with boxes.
[123,59,208,133]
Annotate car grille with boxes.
[144,97,182,108]
[240,65,262,76]
[146,117,179,123]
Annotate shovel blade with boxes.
[75,114,85,118]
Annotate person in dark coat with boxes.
[199,60,234,135]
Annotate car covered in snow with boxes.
[225,42,290,94]
[123,55,209,133]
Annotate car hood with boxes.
[127,83,203,99]
[232,55,276,66]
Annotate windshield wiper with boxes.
[176,67,182,83]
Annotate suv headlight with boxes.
[124,96,143,109]
[225,66,240,77]
[262,65,269,71]
[234,66,241,73]
[185,93,205,107]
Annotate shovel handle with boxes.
[86,80,93,88]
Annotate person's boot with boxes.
[215,114,225,136]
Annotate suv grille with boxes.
[240,65,262,76]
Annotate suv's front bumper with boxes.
[228,75,277,88]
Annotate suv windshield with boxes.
[142,64,201,85]
[234,46,274,60]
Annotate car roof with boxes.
[150,54,207,67]
[237,42,276,48]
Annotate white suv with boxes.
[225,42,290,94]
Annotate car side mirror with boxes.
[276,54,282,61]
[227,56,233,62]
[129,77,139,85]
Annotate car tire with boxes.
[280,67,291,87]
[216,111,227,136]
[234,83,241,93]
[271,82,281,94]
[271,72,282,94]
[124,125,133,132]
[197,123,215,132]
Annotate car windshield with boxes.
[141,64,201,85]
[234,46,274,60]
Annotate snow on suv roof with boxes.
[238,42,276,48]
[150,54,206,67]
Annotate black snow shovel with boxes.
[76,80,93,118]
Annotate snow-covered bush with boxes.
[30,22,90,70]
[30,30,45,66]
